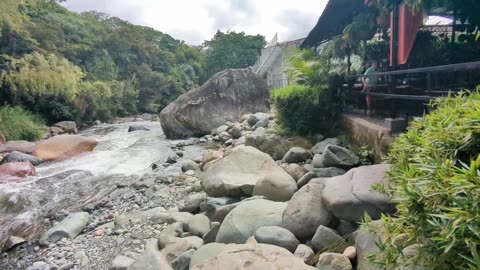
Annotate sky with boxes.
[62,0,329,46]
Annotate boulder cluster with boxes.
[1,112,396,270]
[84,112,393,270]
[0,121,98,183]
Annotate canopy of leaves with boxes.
[204,31,265,77]
[0,0,208,124]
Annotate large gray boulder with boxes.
[215,199,287,244]
[322,164,395,222]
[282,179,332,239]
[249,135,312,161]
[200,146,296,199]
[355,220,385,270]
[159,68,269,139]
[190,243,316,270]
[312,145,359,169]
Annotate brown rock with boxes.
[33,135,97,161]
[0,140,36,154]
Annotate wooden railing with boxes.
[341,61,480,117]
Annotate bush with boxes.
[271,84,340,136]
[373,90,480,269]
[0,106,47,141]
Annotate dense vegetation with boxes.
[271,50,343,136]
[371,90,480,269]
[204,31,265,77]
[0,106,47,141]
[0,0,207,124]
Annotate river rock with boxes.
[312,145,359,169]
[201,150,223,165]
[311,138,340,154]
[40,212,90,244]
[161,236,204,262]
[53,121,78,134]
[128,125,150,132]
[215,199,287,244]
[297,171,317,188]
[315,167,346,177]
[191,243,316,270]
[255,135,312,160]
[111,255,135,270]
[322,164,395,222]
[202,222,220,244]
[294,244,315,263]
[254,226,299,252]
[245,127,266,147]
[115,210,146,227]
[171,249,195,270]
[33,135,97,161]
[252,173,298,201]
[228,123,243,139]
[159,68,269,139]
[311,225,348,253]
[0,151,43,166]
[0,162,36,180]
[282,179,331,239]
[355,220,385,270]
[343,246,357,260]
[284,163,306,181]
[185,214,210,237]
[2,235,27,252]
[158,222,184,249]
[247,112,270,126]
[204,197,239,222]
[166,212,194,229]
[128,250,172,270]
[214,125,229,135]
[201,146,296,198]
[282,147,312,163]
[254,118,269,129]
[179,192,207,213]
[0,140,36,154]
[316,253,352,270]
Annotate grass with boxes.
[0,106,47,141]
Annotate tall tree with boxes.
[204,31,266,77]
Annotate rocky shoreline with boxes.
[0,111,394,270]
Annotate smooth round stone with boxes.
[254,226,299,253]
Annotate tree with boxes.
[204,31,265,77]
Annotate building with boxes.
[252,36,305,90]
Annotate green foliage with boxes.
[0,0,208,126]
[271,84,340,136]
[0,106,46,141]
[373,89,480,269]
[204,31,265,77]
[1,52,84,100]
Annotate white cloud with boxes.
[62,0,328,45]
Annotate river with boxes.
[0,119,205,249]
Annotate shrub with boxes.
[372,90,480,269]
[271,84,340,136]
[0,106,47,141]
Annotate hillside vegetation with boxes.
[0,0,207,124]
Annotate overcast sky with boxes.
[62,0,329,45]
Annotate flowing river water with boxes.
[0,119,205,248]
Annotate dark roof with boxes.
[301,0,370,48]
